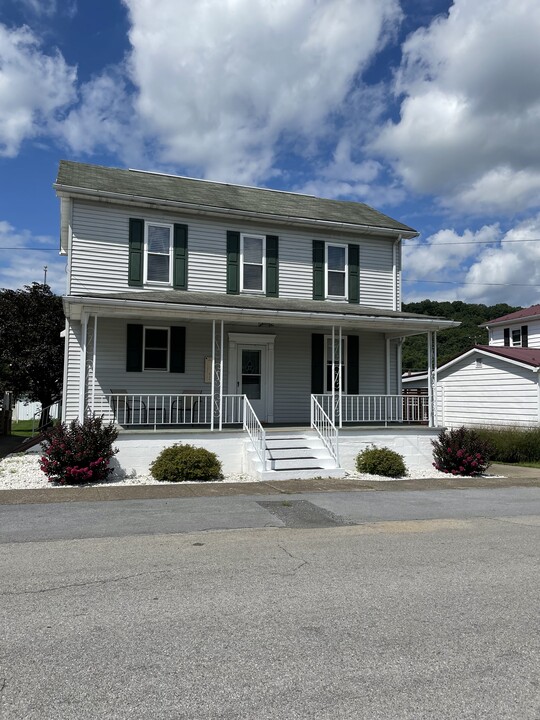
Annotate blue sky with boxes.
[1,0,539,307]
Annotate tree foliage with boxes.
[0,283,64,424]
[402,300,521,371]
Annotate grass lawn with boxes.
[510,461,540,469]
[11,420,36,438]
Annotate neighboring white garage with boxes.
[403,346,540,429]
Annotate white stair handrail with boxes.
[311,394,339,465]
[243,397,266,472]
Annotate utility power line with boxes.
[403,278,540,287]
[403,238,540,246]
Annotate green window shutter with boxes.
[226,231,240,295]
[128,219,144,287]
[170,326,186,373]
[347,335,359,394]
[521,325,528,347]
[311,333,325,393]
[173,224,188,290]
[266,235,279,297]
[348,244,359,304]
[503,328,510,346]
[313,240,325,300]
[126,324,143,372]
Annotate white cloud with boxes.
[460,216,540,305]
[404,225,501,281]
[0,221,66,294]
[58,66,147,165]
[121,0,402,182]
[403,217,540,306]
[0,24,77,157]
[374,0,540,213]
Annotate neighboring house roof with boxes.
[433,345,540,377]
[483,304,538,326]
[63,289,458,333]
[402,371,428,383]
[54,160,418,237]
[472,344,540,368]
[403,345,540,386]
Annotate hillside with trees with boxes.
[402,300,521,371]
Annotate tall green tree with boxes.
[402,300,521,371]
[0,283,64,428]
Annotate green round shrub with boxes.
[150,443,223,483]
[355,446,407,478]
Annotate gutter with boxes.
[54,185,419,239]
[62,294,458,331]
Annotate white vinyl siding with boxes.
[490,321,540,348]
[436,354,539,428]
[64,320,83,421]
[70,200,397,309]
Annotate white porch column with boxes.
[331,325,336,424]
[338,325,343,429]
[219,320,224,431]
[211,320,224,431]
[427,331,433,427]
[433,331,438,426]
[211,321,215,431]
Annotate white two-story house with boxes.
[55,160,455,478]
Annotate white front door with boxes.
[237,344,267,420]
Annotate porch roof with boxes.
[55,160,418,238]
[64,289,459,336]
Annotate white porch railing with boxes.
[93,393,247,429]
[310,394,339,465]
[243,396,266,471]
[314,394,429,425]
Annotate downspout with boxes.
[211,320,215,431]
[392,234,402,312]
[90,315,98,416]
[78,312,89,420]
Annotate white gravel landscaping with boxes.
[0,452,492,490]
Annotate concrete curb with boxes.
[1,468,539,505]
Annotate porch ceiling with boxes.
[63,290,459,335]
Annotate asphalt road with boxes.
[1,488,539,719]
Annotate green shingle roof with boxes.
[55,160,417,236]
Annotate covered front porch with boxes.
[63,290,457,477]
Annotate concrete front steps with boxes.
[246,430,345,481]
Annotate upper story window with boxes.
[326,243,348,300]
[504,325,528,347]
[241,233,265,293]
[145,222,173,284]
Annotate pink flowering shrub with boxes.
[40,416,119,485]
[432,427,492,476]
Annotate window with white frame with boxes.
[324,336,347,393]
[144,327,169,370]
[326,243,348,299]
[512,328,522,347]
[241,234,265,293]
[145,222,173,284]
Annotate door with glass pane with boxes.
[237,345,266,420]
